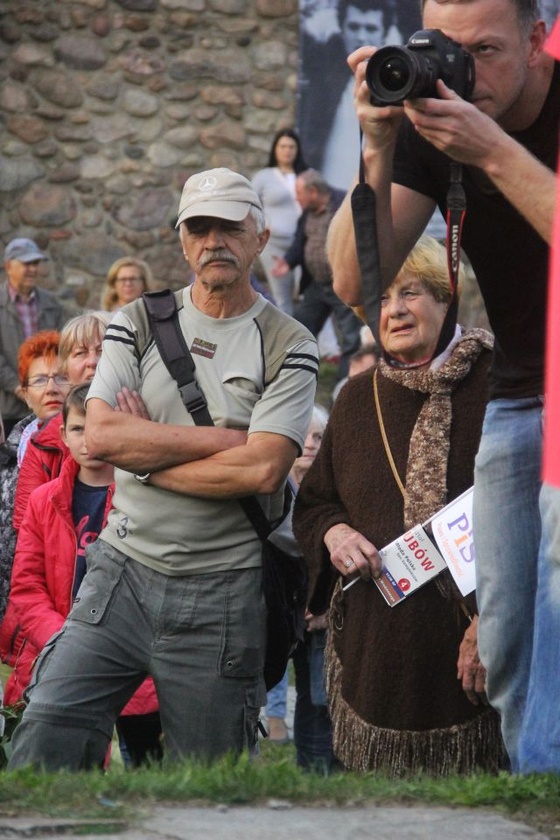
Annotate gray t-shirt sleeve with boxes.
[248,335,318,453]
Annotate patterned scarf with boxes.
[378,328,494,530]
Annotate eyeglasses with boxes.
[26,374,70,388]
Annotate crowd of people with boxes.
[0,0,558,780]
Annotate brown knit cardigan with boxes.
[293,330,507,776]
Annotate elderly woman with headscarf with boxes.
[293,236,507,776]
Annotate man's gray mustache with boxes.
[199,252,239,267]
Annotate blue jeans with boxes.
[8,540,266,770]
[541,482,560,609]
[265,670,288,719]
[292,631,336,774]
[473,397,543,772]
[518,481,560,772]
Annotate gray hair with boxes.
[296,169,331,195]
[250,205,267,234]
[311,403,329,434]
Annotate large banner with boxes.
[296,0,421,191]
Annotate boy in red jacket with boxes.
[3,383,161,766]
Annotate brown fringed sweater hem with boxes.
[325,631,508,777]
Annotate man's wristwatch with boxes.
[134,472,151,485]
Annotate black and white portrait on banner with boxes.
[296,0,421,192]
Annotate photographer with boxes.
[327,0,559,774]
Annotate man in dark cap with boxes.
[8,169,318,771]
[1,238,66,435]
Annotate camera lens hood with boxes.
[366,44,435,106]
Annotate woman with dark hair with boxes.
[252,129,307,315]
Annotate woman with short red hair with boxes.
[16,331,69,464]
[0,330,69,623]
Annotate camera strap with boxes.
[351,151,383,349]
[351,146,465,368]
[439,161,465,350]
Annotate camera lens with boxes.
[378,56,411,92]
[366,46,418,105]
[366,30,475,107]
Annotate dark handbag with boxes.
[243,482,308,691]
[261,539,307,690]
[142,290,308,690]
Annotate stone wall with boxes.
[0,0,299,307]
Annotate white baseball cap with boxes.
[176,168,263,227]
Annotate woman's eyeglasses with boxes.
[26,374,70,388]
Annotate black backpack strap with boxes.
[142,289,213,426]
[237,482,294,543]
[142,289,280,541]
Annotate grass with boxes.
[0,741,559,838]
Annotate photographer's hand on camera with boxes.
[350,47,404,153]
[403,78,504,169]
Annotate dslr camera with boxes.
[365,29,475,106]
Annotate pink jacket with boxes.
[1,455,158,716]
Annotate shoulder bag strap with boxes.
[142,289,214,426]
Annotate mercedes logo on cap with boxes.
[198,176,218,191]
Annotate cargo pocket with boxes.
[69,542,126,626]
[218,570,266,679]
[23,629,65,702]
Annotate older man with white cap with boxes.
[8,169,318,771]
[0,238,66,435]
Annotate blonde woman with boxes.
[101,257,153,312]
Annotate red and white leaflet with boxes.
[374,524,447,607]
